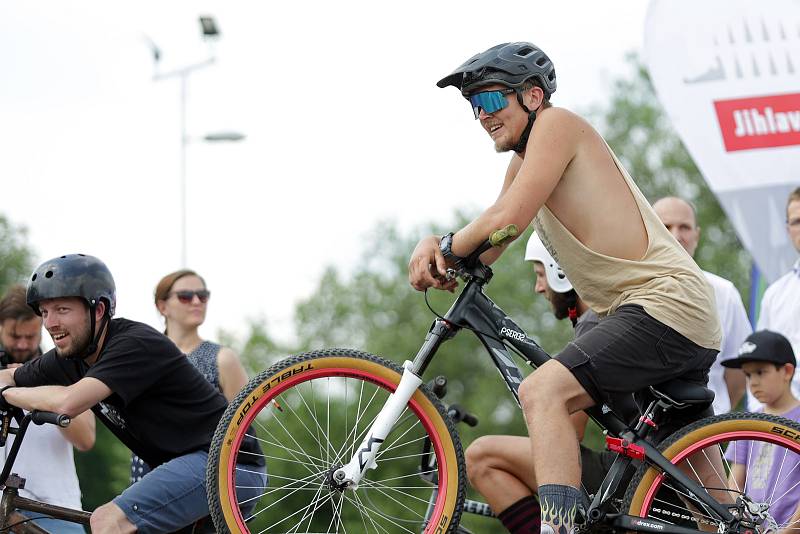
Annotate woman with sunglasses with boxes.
[131,269,249,484]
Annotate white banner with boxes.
[644,0,800,282]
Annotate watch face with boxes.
[439,234,451,253]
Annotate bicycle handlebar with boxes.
[463,224,519,267]
[31,410,70,427]
[447,224,519,285]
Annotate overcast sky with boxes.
[0,1,648,346]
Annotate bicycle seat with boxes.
[648,379,714,409]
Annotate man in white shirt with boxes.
[653,197,751,413]
[0,285,95,533]
[756,186,800,399]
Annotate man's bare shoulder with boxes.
[536,107,595,134]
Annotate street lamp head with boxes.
[199,16,220,41]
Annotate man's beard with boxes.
[549,290,577,321]
[494,137,515,153]
[7,347,40,364]
[55,327,92,359]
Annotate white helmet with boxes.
[524,233,573,293]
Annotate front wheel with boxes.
[207,349,465,533]
[622,412,800,533]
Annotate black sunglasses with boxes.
[170,290,211,304]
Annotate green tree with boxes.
[74,424,131,511]
[0,214,35,295]
[220,320,291,376]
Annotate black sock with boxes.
[538,484,582,534]
[497,495,540,534]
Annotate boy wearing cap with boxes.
[722,330,800,527]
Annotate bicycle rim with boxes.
[623,413,800,532]
[208,350,464,534]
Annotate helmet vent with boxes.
[536,57,547,67]
[516,46,534,57]
[31,274,37,281]
[45,270,54,279]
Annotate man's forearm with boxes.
[0,368,16,386]
[3,385,70,413]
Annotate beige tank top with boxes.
[532,145,721,350]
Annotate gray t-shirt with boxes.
[574,309,600,339]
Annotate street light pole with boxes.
[147,16,239,268]
[153,57,215,268]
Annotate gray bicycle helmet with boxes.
[27,254,116,316]
[437,42,557,98]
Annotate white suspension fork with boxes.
[332,361,423,488]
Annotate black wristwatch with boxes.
[439,232,464,262]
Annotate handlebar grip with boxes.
[489,224,518,247]
[462,412,479,427]
[31,410,70,427]
[448,404,479,427]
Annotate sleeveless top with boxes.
[532,144,721,350]
[130,341,222,484]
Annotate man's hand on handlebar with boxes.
[408,235,459,293]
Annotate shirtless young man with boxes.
[408,42,721,534]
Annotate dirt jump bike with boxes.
[206,225,800,534]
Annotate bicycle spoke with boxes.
[350,490,381,533]
[210,354,460,534]
[279,383,333,464]
[344,492,417,533]
[330,385,384,466]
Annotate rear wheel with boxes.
[622,413,800,533]
[207,349,465,533]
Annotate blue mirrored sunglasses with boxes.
[467,88,516,119]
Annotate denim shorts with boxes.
[113,450,267,534]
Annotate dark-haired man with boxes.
[409,42,721,534]
[0,255,266,534]
[0,284,94,533]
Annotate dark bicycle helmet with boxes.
[27,254,116,316]
[437,42,557,98]
[27,254,116,359]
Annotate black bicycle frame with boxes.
[409,276,735,532]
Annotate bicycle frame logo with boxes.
[500,326,526,341]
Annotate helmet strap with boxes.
[75,301,110,361]
[511,88,542,154]
[512,110,537,154]
[566,292,579,328]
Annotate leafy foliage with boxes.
[0,214,35,295]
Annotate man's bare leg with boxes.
[519,360,594,534]
[466,435,542,532]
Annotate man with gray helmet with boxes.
[408,42,721,534]
[0,254,266,533]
